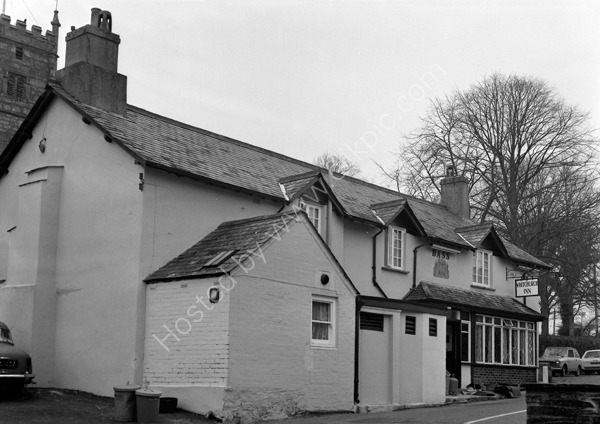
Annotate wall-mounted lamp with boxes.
[38,137,46,153]
[209,286,220,303]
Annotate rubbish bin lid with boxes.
[114,384,141,391]
[135,388,162,397]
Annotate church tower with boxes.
[0,9,60,152]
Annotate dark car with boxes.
[0,321,34,393]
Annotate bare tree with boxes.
[313,152,361,178]
[381,73,600,335]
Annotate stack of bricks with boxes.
[0,13,58,152]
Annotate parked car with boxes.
[539,346,583,376]
[0,321,34,394]
[581,349,600,375]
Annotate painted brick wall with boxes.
[225,219,356,422]
[471,365,537,387]
[144,278,230,386]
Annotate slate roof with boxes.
[403,281,545,321]
[371,199,407,224]
[0,82,550,269]
[456,223,494,247]
[279,171,321,201]
[145,213,300,282]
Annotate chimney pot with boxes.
[98,10,112,33]
[91,8,101,26]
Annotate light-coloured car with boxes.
[0,321,34,394]
[539,346,583,376]
[581,349,600,375]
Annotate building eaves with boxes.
[404,281,545,321]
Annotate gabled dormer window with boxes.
[301,201,323,234]
[386,226,406,270]
[472,249,491,286]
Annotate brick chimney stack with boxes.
[440,165,470,219]
[56,8,127,114]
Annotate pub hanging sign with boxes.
[515,278,539,297]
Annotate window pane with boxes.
[475,325,483,362]
[461,323,470,362]
[503,328,510,364]
[511,329,518,364]
[485,325,492,363]
[312,322,329,340]
[473,251,491,286]
[527,331,535,365]
[519,330,526,365]
[312,302,330,322]
[390,228,403,268]
[494,326,502,363]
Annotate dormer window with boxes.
[386,226,406,270]
[301,201,323,234]
[472,250,491,286]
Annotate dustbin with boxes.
[135,388,162,423]
[113,384,141,422]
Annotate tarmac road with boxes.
[266,397,527,424]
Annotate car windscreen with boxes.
[584,351,600,359]
[544,347,567,356]
[0,327,13,344]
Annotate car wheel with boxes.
[574,366,582,376]
[562,365,568,376]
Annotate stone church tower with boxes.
[0,10,60,152]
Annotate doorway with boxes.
[446,321,461,385]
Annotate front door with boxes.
[359,312,392,404]
[446,321,461,385]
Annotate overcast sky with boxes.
[4,0,599,185]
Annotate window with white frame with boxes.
[387,226,406,270]
[461,312,471,362]
[311,297,335,347]
[301,202,323,234]
[473,314,536,366]
[472,250,491,286]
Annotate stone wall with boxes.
[526,383,600,424]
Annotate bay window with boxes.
[472,314,536,366]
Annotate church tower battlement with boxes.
[0,10,60,152]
